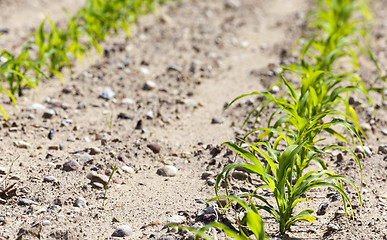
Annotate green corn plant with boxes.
[228,69,366,179]
[217,140,359,234]
[36,18,71,76]
[175,195,268,240]
[0,50,47,96]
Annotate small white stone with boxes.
[167,215,186,225]
[121,166,135,174]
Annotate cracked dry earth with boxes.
[0,0,387,239]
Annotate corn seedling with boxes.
[218,140,359,234]
[185,0,376,238]
[172,195,268,240]
[103,155,117,206]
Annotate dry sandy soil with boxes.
[0,0,386,239]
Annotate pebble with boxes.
[76,102,86,109]
[335,209,346,218]
[327,223,339,231]
[62,160,79,171]
[147,143,161,153]
[316,202,329,215]
[207,179,216,186]
[143,80,157,90]
[270,85,280,93]
[167,64,183,73]
[91,182,105,189]
[112,225,132,237]
[67,136,75,142]
[48,145,60,150]
[48,128,54,140]
[225,0,241,9]
[74,198,87,208]
[118,112,133,120]
[120,98,134,105]
[211,117,225,124]
[57,214,65,222]
[27,103,46,111]
[18,198,38,206]
[378,145,387,154]
[42,220,50,226]
[356,145,372,157]
[121,165,135,174]
[0,167,6,175]
[42,109,55,119]
[43,176,58,183]
[166,215,186,225]
[89,147,102,155]
[13,140,31,149]
[201,171,214,180]
[360,122,372,132]
[232,170,248,180]
[332,150,343,161]
[86,171,109,186]
[157,165,178,177]
[0,26,10,34]
[99,88,115,100]
[381,129,387,136]
[34,208,46,215]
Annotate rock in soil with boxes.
[316,202,329,215]
[166,215,186,225]
[157,165,178,177]
[112,225,132,237]
[147,143,161,153]
[62,160,79,171]
[74,198,87,208]
[13,140,31,149]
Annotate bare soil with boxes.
[0,0,386,239]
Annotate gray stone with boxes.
[147,143,161,153]
[112,225,132,237]
[74,198,87,208]
[225,0,241,9]
[207,179,216,186]
[157,165,178,177]
[42,220,50,226]
[381,129,387,136]
[99,88,115,100]
[86,172,109,186]
[211,117,225,124]
[120,98,134,105]
[67,136,75,142]
[167,64,183,73]
[166,215,186,225]
[327,223,339,231]
[18,198,38,206]
[316,202,329,215]
[270,85,280,93]
[356,145,372,157]
[89,147,102,155]
[43,176,58,183]
[26,103,46,111]
[76,102,86,109]
[232,170,248,180]
[63,160,79,171]
[378,145,387,154]
[143,80,157,90]
[42,109,55,119]
[201,171,214,180]
[360,122,372,132]
[13,140,31,149]
[121,165,135,174]
[91,182,104,189]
